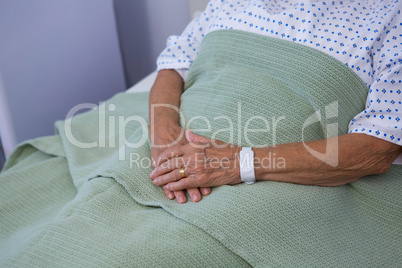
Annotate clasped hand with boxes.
[150,130,241,199]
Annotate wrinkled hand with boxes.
[150,130,242,191]
[150,125,211,203]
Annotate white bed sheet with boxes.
[126,71,157,93]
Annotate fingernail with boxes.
[153,179,160,185]
[178,197,185,203]
[168,193,174,199]
[192,194,200,202]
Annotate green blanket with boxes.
[1,30,401,267]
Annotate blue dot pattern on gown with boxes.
[157,0,402,150]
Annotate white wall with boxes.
[0,71,16,158]
[0,0,125,145]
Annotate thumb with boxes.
[185,129,210,143]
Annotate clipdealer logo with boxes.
[64,100,339,167]
[302,101,339,167]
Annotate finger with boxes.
[156,146,184,167]
[186,129,211,143]
[174,190,187,204]
[151,149,161,168]
[186,129,226,147]
[200,187,211,196]
[153,169,183,186]
[166,175,203,191]
[163,187,175,200]
[187,188,201,202]
[150,157,185,180]
[151,157,157,168]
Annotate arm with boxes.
[149,70,211,203]
[148,0,217,202]
[150,3,402,193]
[253,133,401,186]
[150,131,401,191]
[149,69,183,146]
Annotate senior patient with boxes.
[149,0,402,204]
[1,1,402,266]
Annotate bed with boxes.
[1,31,401,267]
[126,71,157,94]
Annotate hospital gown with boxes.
[157,0,402,157]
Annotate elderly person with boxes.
[1,1,401,267]
[149,0,402,203]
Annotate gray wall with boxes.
[114,0,191,88]
[144,0,191,66]
[0,0,126,144]
[188,0,209,18]
[0,0,206,152]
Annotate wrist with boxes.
[150,121,180,132]
[149,110,180,126]
[253,147,272,180]
[149,123,184,146]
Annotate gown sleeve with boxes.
[156,0,223,80]
[348,7,402,151]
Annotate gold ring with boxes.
[179,167,186,179]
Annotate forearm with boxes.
[149,69,184,128]
[253,133,402,186]
[151,131,402,191]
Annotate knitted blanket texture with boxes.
[0,30,401,267]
